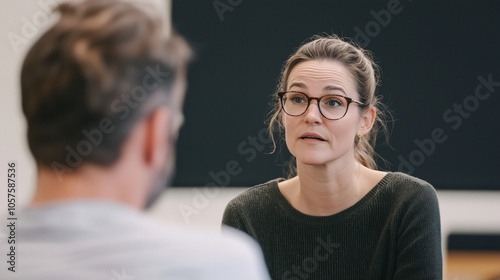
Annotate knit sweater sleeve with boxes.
[393,181,443,280]
[222,199,250,235]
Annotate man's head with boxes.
[21,0,191,207]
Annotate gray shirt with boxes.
[2,200,270,280]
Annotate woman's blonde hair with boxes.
[268,35,389,172]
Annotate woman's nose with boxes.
[303,100,322,124]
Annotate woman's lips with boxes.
[299,133,326,142]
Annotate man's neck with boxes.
[31,165,145,209]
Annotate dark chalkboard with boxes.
[171,0,500,190]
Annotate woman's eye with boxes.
[325,98,342,107]
[291,96,305,104]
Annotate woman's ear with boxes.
[358,107,376,137]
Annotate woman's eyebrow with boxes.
[323,85,346,94]
[289,82,307,89]
[288,83,348,97]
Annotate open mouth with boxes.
[300,134,326,141]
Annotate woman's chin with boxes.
[295,153,331,166]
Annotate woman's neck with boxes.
[280,160,386,216]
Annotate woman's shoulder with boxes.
[386,172,435,191]
[383,172,439,205]
[226,178,285,209]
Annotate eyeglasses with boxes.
[278,91,366,120]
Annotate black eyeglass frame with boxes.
[277,91,366,120]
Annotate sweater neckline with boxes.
[269,172,393,225]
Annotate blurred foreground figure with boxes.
[12,0,270,279]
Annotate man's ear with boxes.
[144,106,170,169]
[358,107,376,137]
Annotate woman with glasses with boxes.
[222,35,442,279]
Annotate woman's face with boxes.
[283,59,367,168]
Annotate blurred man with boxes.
[12,0,270,279]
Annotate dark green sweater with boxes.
[222,172,442,280]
